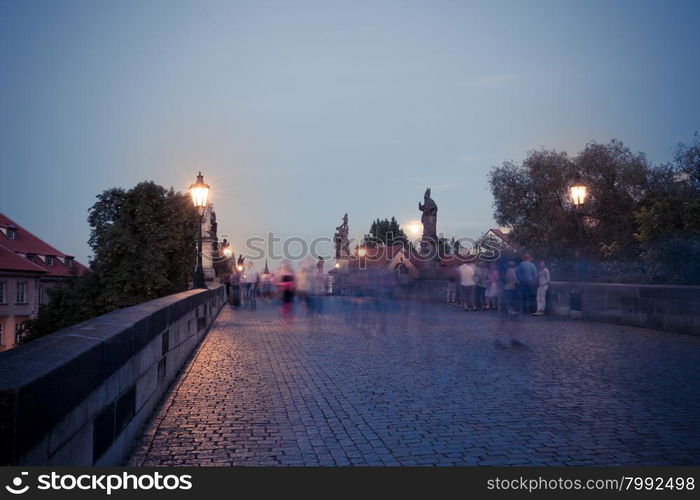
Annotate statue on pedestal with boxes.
[334,213,351,260]
[418,188,438,256]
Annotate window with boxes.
[46,256,54,266]
[38,285,44,305]
[65,257,72,268]
[7,229,16,239]
[0,282,5,304]
[0,322,4,345]
[16,282,27,304]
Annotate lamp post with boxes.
[569,177,588,312]
[189,171,210,289]
[570,180,587,246]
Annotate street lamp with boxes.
[569,176,588,312]
[189,171,210,289]
[569,176,588,249]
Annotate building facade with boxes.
[0,214,87,351]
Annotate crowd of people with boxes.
[449,254,551,316]
[223,254,552,326]
[224,257,329,310]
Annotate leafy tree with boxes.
[633,134,700,283]
[21,182,199,341]
[489,148,578,259]
[489,136,700,284]
[362,217,408,248]
[574,139,649,260]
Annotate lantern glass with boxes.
[189,172,210,209]
[570,184,587,206]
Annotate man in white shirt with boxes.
[458,261,477,311]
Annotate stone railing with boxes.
[392,279,699,335]
[0,286,225,465]
[547,281,700,335]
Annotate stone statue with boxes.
[418,188,438,239]
[208,210,218,240]
[334,213,350,259]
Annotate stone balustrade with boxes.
[0,286,225,465]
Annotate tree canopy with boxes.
[22,181,199,341]
[489,136,700,284]
[362,217,409,248]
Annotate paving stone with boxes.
[128,297,700,466]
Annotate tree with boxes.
[21,181,199,341]
[633,134,700,284]
[362,217,408,248]
[489,148,578,259]
[574,139,650,261]
[489,136,700,284]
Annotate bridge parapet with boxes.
[0,286,225,465]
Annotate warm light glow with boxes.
[189,171,210,209]
[237,265,243,272]
[570,184,588,206]
[334,262,341,269]
[358,247,367,257]
[223,247,232,258]
[404,220,423,238]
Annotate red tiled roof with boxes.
[0,245,47,274]
[0,213,88,277]
[488,228,511,242]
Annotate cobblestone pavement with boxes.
[129,297,700,466]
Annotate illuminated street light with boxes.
[569,175,589,311]
[570,183,588,207]
[189,172,210,289]
[404,220,423,239]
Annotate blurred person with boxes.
[534,260,551,316]
[277,260,296,304]
[458,260,476,311]
[475,261,489,310]
[446,265,458,304]
[296,257,315,305]
[503,260,519,315]
[241,261,259,309]
[496,260,525,347]
[485,262,500,310]
[260,267,274,299]
[517,254,538,314]
[229,266,241,309]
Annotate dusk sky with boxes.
[1,0,699,266]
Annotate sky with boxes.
[1,0,699,266]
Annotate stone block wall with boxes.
[0,286,225,465]
[547,282,700,335]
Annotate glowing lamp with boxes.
[570,182,587,207]
[189,172,210,212]
[404,221,423,238]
